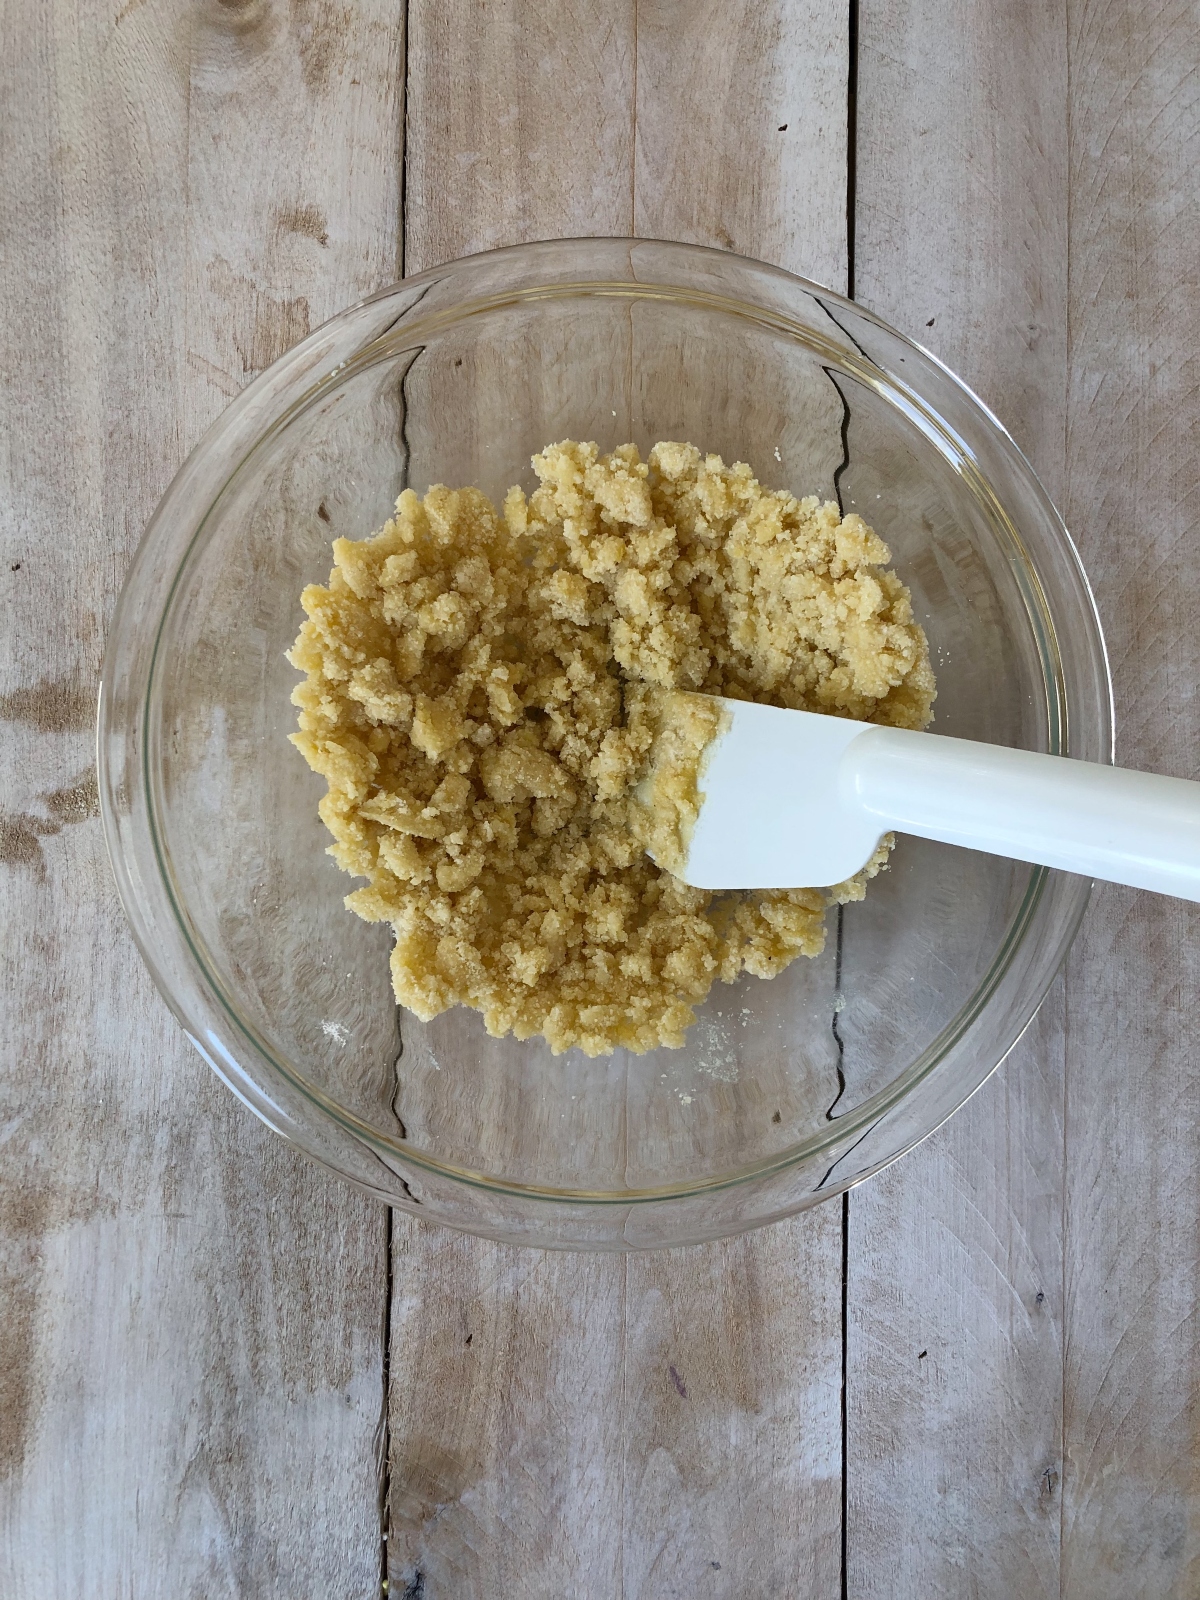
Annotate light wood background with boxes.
[3,2,1199,1595]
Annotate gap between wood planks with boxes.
[379,1202,395,1595]
[381,5,409,1588]
[840,10,859,1596]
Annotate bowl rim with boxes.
[98,236,1114,1224]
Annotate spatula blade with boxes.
[678,699,885,890]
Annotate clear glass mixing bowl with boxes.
[98,239,1112,1248]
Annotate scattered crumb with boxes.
[289,440,935,1056]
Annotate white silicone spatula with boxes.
[662,696,1200,899]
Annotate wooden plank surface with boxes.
[4,1,1200,1595]
[849,3,1200,1596]
[1060,4,1200,1595]
[633,0,847,273]
[0,3,403,1592]
[389,4,848,1597]
[847,3,1069,1593]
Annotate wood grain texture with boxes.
[0,2,402,1592]
[1061,3,1200,1594]
[387,1232,845,1600]
[621,1236,842,1596]
[403,0,635,272]
[8,0,1198,1592]
[853,2,1200,1595]
[391,4,847,1596]
[633,0,847,289]
[387,1232,627,1596]
[847,3,1070,1594]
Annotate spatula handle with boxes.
[850,728,1200,900]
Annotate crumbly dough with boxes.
[288,440,936,1056]
[629,690,732,881]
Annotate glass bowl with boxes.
[98,239,1111,1249]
